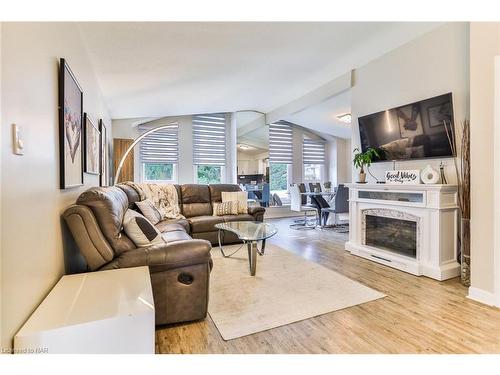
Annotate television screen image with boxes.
[358,93,455,162]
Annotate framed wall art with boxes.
[84,113,101,175]
[99,119,109,186]
[59,58,84,189]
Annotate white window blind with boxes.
[192,113,227,166]
[269,122,293,164]
[139,123,179,163]
[303,138,326,164]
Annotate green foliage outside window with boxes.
[144,163,173,181]
[197,165,221,184]
[269,163,288,191]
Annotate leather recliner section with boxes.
[63,183,266,326]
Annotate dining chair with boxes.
[290,184,317,229]
[310,194,331,226]
[320,184,349,227]
[298,183,308,205]
[261,183,270,207]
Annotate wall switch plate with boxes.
[12,124,24,155]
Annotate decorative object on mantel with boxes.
[385,170,420,184]
[444,118,470,286]
[421,165,440,184]
[352,147,382,183]
[439,161,448,184]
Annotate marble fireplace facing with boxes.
[345,183,460,281]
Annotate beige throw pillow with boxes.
[222,191,248,214]
[213,201,239,216]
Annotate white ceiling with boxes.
[78,22,440,120]
[283,90,352,139]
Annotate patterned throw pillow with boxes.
[221,191,248,214]
[123,209,164,247]
[213,201,239,216]
[135,199,162,225]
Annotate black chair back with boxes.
[334,184,349,213]
[298,183,307,205]
[311,194,330,209]
[308,182,321,192]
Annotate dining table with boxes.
[300,191,336,197]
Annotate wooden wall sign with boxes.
[385,170,421,184]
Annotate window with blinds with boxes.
[192,113,227,166]
[139,123,179,164]
[269,122,293,164]
[303,138,326,164]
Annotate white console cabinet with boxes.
[14,266,155,354]
[345,183,460,281]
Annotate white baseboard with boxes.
[467,286,496,306]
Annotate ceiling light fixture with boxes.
[336,113,352,124]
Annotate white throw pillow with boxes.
[222,191,248,214]
[123,209,164,247]
[135,199,162,225]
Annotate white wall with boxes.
[337,138,352,184]
[1,23,112,349]
[112,114,234,184]
[351,23,470,184]
[326,137,352,187]
[468,23,500,301]
[0,22,3,347]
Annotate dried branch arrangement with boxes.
[444,118,470,286]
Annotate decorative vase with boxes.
[421,164,439,184]
[460,218,471,286]
[359,172,366,183]
[439,162,447,184]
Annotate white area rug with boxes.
[208,244,385,340]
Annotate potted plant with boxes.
[353,147,381,183]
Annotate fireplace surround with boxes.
[345,183,460,280]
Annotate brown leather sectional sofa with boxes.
[63,183,265,326]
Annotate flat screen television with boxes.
[358,93,455,162]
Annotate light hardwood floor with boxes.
[156,217,500,354]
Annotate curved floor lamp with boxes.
[114,122,179,185]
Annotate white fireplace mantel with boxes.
[345,183,460,281]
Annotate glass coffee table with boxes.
[214,221,278,276]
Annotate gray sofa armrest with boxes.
[99,239,212,273]
[248,206,266,222]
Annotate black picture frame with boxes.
[58,58,84,189]
[99,119,109,186]
[83,113,101,175]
